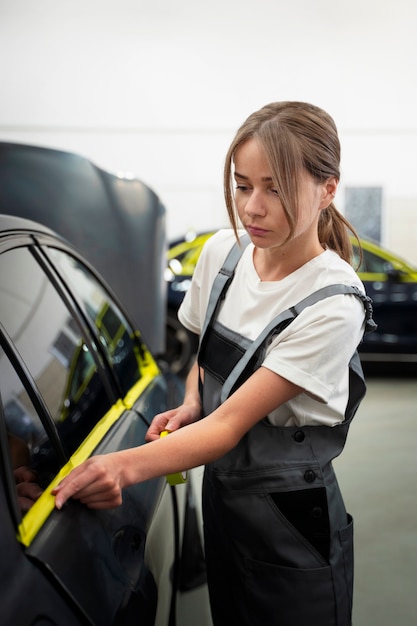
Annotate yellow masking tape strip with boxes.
[17,367,159,548]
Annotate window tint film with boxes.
[47,247,145,396]
[0,247,113,469]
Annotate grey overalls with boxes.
[197,237,376,626]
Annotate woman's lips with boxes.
[246,225,269,237]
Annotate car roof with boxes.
[0,213,62,241]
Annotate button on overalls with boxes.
[197,238,375,626]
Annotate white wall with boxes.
[1,0,417,261]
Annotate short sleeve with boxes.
[262,292,366,403]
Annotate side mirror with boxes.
[384,263,402,282]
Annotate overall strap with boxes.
[292,284,376,335]
[200,234,251,341]
[220,283,373,403]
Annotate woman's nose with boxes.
[243,191,266,217]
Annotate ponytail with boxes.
[318,204,362,267]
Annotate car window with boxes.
[0,346,53,523]
[352,245,386,274]
[0,346,59,490]
[46,247,146,396]
[360,248,391,273]
[0,246,113,476]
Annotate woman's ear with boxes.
[320,177,339,209]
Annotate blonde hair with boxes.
[224,101,361,264]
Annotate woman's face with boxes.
[233,138,336,252]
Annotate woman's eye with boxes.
[270,188,279,196]
[235,185,249,192]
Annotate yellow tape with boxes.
[17,365,159,548]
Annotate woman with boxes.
[54,101,375,626]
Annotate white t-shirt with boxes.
[178,229,366,427]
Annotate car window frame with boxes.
[30,236,124,403]
[0,320,68,464]
[0,230,164,548]
[0,233,124,531]
[0,391,25,527]
[36,237,160,410]
[0,232,122,452]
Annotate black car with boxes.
[165,231,417,374]
[0,215,205,626]
[0,141,166,356]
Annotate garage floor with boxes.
[177,370,417,626]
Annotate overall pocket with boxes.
[270,487,331,562]
[244,556,335,626]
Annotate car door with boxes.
[0,232,177,625]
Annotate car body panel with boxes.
[26,407,164,626]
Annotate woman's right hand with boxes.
[146,359,202,441]
[145,403,201,441]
